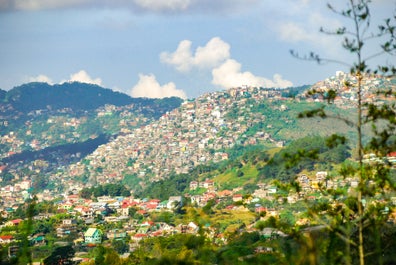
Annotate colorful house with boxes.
[84,228,103,244]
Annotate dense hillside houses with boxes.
[60,86,291,190]
[1,164,395,262]
[307,71,395,107]
[0,75,395,263]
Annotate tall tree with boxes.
[289,1,395,265]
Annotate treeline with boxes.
[79,183,131,199]
[2,82,183,116]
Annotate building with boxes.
[84,228,103,244]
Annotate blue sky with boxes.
[0,0,394,99]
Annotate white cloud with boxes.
[13,0,89,11]
[270,2,343,54]
[28,74,53,84]
[133,0,191,12]
[3,0,259,13]
[162,38,293,90]
[160,37,230,72]
[131,74,187,99]
[65,70,102,86]
[212,59,293,89]
[160,40,194,72]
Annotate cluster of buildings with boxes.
[0,102,156,161]
[63,86,287,189]
[306,71,395,108]
[1,165,395,263]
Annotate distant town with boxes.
[0,72,395,263]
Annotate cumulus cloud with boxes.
[212,59,293,89]
[65,70,103,86]
[160,37,230,72]
[131,74,187,99]
[162,38,293,89]
[28,74,53,84]
[1,0,259,13]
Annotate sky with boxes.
[0,0,394,99]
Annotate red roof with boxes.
[152,231,162,237]
[387,152,396,157]
[0,235,13,240]
[11,219,23,224]
[134,233,147,238]
[146,204,157,209]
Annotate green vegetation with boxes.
[79,183,131,198]
[136,134,350,199]
[286,1,396,264]
[260,135,350,182]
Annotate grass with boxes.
[210,209,256,233]
[214,164,258,190]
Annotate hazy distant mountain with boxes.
[0,88,6,101]
[2,82,181,114]
[0,82,183,179]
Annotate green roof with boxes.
[84,228,102,237]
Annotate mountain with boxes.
[58,86,361,193]
[1,82,183,115]
[0,88,6,101]
[1,74,394,194]
[0,82,183,180]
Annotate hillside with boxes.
[0,88,5,101]
[1,73,394,195]
[0,82,183,183]
[3,82,135,113]
[58,85,362,193]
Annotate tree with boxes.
[111,240,128,254]
[43,245,75,265]
[94,245,106,265]
[288,1,395,265]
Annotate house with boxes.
[167,196,182,209]
[5,219,23,227]
[255,206,267,214]
[0,235,14,244]
[106,229,127,240]
[189,181,198,190]
[130,233,147,245]
[217,190,232,198]
[30,234,46,246]
[177,222,199,234]
[200,179,214,189]
[232,194,243,202]
[84,228,103,244]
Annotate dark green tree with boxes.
[42,245,75,265]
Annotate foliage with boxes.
[260,135,350,181]
[79,183,131,199]
[3,82,182,114]
[42,245,75,265]
[288,1,396,264]
[128,233,217,264]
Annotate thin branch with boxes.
[363,50,388,62]
[290,50,352,67]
